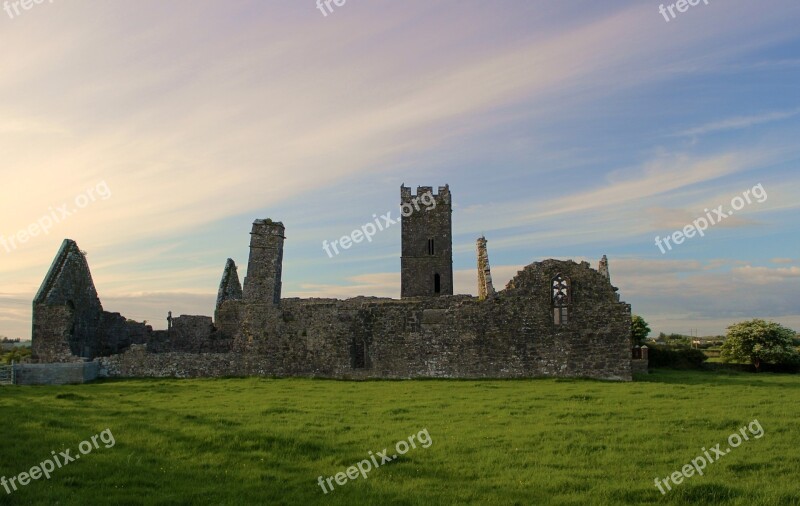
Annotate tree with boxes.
[721,319,798,372]
[631,315,651,345]
[665,333,692,348]
[1,347,31,364]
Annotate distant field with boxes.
[1,370,799,505]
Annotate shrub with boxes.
[760,353,800,373]
[647,345,708,369]
[1,347,32,364]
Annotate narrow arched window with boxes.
[552,274,570,325]
[427,238,435,255]
[434,273,441,294]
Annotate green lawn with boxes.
[1,370,799,505]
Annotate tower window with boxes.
[552,274,570,325]
[352,337,367,369]
[427,238,435,255]
[434,273,441,294]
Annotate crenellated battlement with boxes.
[400,184,451,204]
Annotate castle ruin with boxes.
[31,185,635,381]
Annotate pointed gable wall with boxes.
[214,258,244,338]
[32,239,104,362]
[34,239,102,310]
[216,258,242,309]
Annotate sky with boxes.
[1,0,799,339]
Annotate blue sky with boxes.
[1,0,799,338]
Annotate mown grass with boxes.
[1,369,799,505]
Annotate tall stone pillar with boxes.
[599,255,610,281]
[242,219,285,305]
[476,236,496,300]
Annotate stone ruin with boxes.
[476,236,496,300]
[31,185,637,380]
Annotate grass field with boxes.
[1,370,799,505]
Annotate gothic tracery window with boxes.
[552,274,570,325]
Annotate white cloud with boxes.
[732,265,800,284]
[1,0,799,340]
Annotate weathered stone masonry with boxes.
[401,185,453,298]
[477,236,496,300]
[32,239,149,363]
[34,185,636,381]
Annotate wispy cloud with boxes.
[0,0,799,341]
[676,108,800,137]
[456,148,777,246]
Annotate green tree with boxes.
[665,333,692,348]
[721,319,798,372]
[631,315,651,345]
[1,347,31,364]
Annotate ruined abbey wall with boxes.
[96,260,632,381]
[32,185,637,382]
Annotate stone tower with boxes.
[476,236,496,300]
[401,185,453,298]
[599,255,610,280]
[242,219,285,305]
